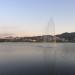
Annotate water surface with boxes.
[0,42,75,75]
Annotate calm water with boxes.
[0,42,75,75]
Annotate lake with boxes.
[0,42,75,75]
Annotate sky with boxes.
[0,0,75,36]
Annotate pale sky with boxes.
[0,0,75,36]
